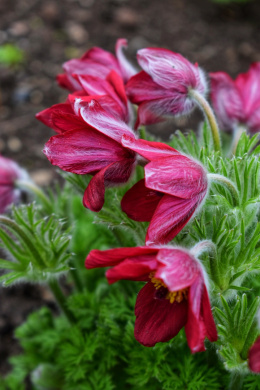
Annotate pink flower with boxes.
[57,39,136,92]
[126,48,207,128]
[38,97,136,212]
[121,136,208,245]
[210,63,260,133]
[249,336,260,373]
[0,155,27,213]
[85,246,217,352]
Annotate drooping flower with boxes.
[0,155,28,213]
[38,97,136,212]
[121,136,208,245]
[249,337,260,373]
[57,39,137,92]
[210,63,260,133]
[85,245,218,352]
[126,48,207,128]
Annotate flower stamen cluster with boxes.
[150,272,188,304]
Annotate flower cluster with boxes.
[36,39,260,362]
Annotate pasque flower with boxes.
[0,155,28,213]
[126,48,207,129]
[121,136,208,245]
[210,63,260,133]
[38,97,136,212]
[86,245,218,352]
[57,39,136,92]
[38,70,132,125]
[249,337,260,373]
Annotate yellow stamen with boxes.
[150,272,188,304]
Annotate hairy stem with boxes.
[207,173,240,207]
[189,89,221,152]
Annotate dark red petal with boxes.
[107,70,128,108]
[201,285,218,342]
[134,282,188,347]
[85,247,159,269]
[56,73,81,91]
[36,103,86,134]
[146,193,205,245]
[185,276,216,353]
[83,157,135,212]
[126,71,171,104]
[121,179,163,222]
[83,166,107,212]
[43,128,126,174]
[249,337,260,373]
[106,255,157,283]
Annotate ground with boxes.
[0,0,260,376]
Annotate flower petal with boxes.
[137,48,203,92]
[106,254,157,283]
[201,285,218,343]
[83,158,136,211]
[85,247,158,269]
[126,71,172,104]
[56,73,81,91]
[145,156,208,199]
[134,281,188,347]
[249,337,260,373]
[43,128,126,174]
[155,248,200,291]
[71,97,134,142]
[121,179,163,221]
[210,72,243,131]
[146,192,206,245]
[36,103,88,134]
[121,134,178,161]
[185,276,206,353]
[115,38,137,82]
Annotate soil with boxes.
[0,0,260,377]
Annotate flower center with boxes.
[150,273,188,304]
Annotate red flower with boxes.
[0,155,27,213]
[249,336,260,373]
[38,97,136,212]
[85,246,217,352]
[57,39,136,92]
[126,48,207,128]
[210,63,260,133]
[38,70,132,126]
[121,136,208,245]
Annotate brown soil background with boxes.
[0,0,260,377]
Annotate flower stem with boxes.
[189,89,221,152]
[0,216,46,268]
[191,240,221,285]
[207,173,240,207]
[16,180,53,213]
[229,372,244,390]
[48,278,75,323]
[191,240,216,258]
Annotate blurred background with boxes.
[0,0,259,375]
